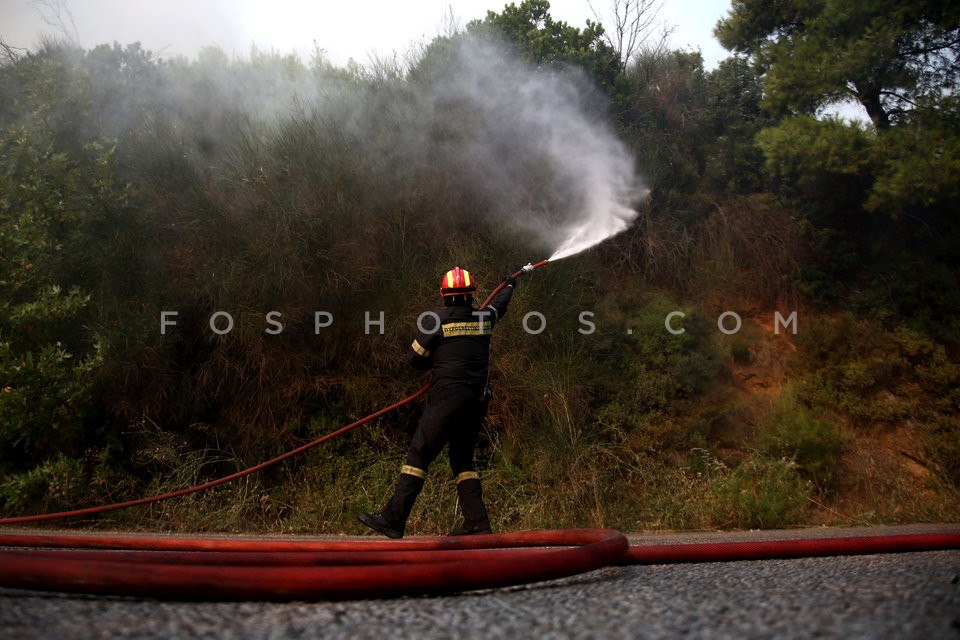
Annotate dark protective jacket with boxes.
[407,285,514,389]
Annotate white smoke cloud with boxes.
[415,35,647,260]
[73,30,646,262]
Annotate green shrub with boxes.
[709,456,810,529]
[793,315,957,423]
[0,453,86,513]
[756,387,843,492]
[593,293,723,442]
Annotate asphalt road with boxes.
[1,525,958,639]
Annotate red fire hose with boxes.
[1,258,958,600]
[0,529,629,600]
[0,528,957,601]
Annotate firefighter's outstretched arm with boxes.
[485,275,515,322]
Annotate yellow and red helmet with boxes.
[440,266,477,297]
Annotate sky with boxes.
[0,0,733,69]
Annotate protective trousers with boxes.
[383,383,490,534]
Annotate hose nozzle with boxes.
[485,259,550,307]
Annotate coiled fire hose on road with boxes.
[2,528,958,601]
[1,258,958,600]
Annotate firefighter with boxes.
[358,266,516,538]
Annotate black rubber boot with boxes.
[448,519,493,536]
[448,477,492,536]
[358,474,424,539]
[356,512,404,539]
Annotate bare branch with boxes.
[589,0,669,70]
[0,37,27,63]
[28,0,79,46]
[438,4,464,38]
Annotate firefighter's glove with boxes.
[503,275,517,287]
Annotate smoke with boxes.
[64,31,646,262]
[416,35,647,261]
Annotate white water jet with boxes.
[424,36,648,261]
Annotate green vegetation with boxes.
[0,1,958,532]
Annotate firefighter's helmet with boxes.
[440,266,477,297]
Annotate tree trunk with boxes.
[854,82,890,130]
